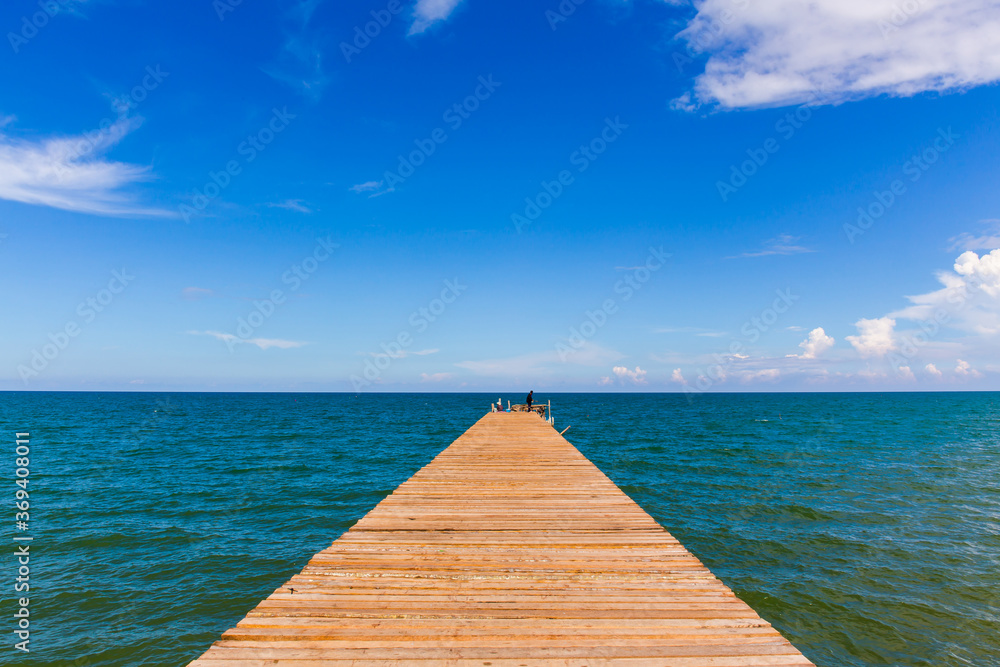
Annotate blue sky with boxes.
[1,0,999,392]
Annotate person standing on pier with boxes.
[526,391,534,412]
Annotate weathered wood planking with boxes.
[189,412,814,666]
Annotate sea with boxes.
[0,392,998,666]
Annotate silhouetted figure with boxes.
[526,391,533,411]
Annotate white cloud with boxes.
[188,330,308,350]
[349,180,394,198]
[350,180,383,193]
[891,248,1000,336]
[409,0,465,34]
[670,368,687,384]
[676,0,1000,108]
[955,358,983,378]
[925,363,943,378]
[954,249,1000,297]
[846,317,897,357]
[897,365,916,381]
[656,326,725,336]
[742,368,780,382]
[0,116,169,217]
[369,348,438,360]
[267,199,312,213]
[793,327,835,359]
[949,220,1000,252]
[601,365,648,385]
[730,234,815,259]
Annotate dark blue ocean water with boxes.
[1,392,998,666]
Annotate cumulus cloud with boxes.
[601,365,648,385]
[670,368,687,384]
[0,116,169,216]
[792,327,835,359]
[954,249,1000,297]
[955,358,983,378]
[675,0,1000,108]
[925,363,943,378]
[897,365,916,381]
[891,248,1000,336]
[409,0,465,34]
[847,317,897,357]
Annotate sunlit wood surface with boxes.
[189,411,814,666]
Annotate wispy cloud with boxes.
[266,198,312,213]
[409,0,465,34]
[457,344,621,377]
[420,372,453,382]
[350,180,394,198]
[675,0,1000,109]
[182,287,215,301]
[0,116,170,217]
[188,330,309,350]
[263,1,330,98]
[950,219,1000,252]
[730,234,815,259]
[367,348,439,360]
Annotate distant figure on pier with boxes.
[526,391,534,411]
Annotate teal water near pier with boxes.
[1,391,997,666]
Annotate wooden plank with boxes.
[188,412,814,666]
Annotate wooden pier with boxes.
[190,412,814,666]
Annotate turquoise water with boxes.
[1,392,998,666]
